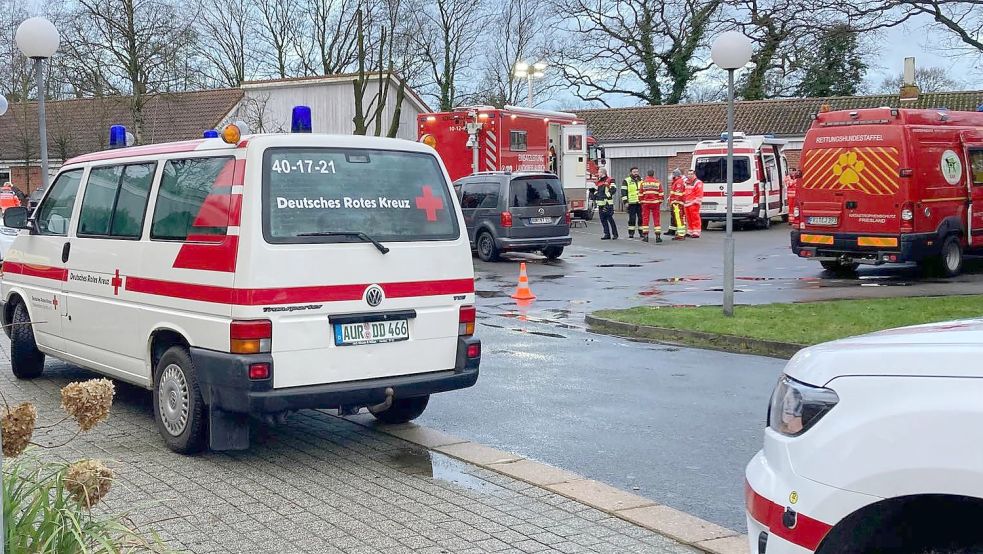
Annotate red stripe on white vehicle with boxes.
[125,277,475,305]
[64,140,208,165]
[745,481,833,551]
[2,262,68,281]
[694,148,756,155]
[173,158,244,273]
[703,191,755,197]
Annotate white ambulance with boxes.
[692,133,788,229]
[0,116,481,453]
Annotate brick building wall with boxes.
[784,149,802,171]
[9,166,44,195]
[666,152,693,174]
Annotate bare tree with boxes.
[408,0,483,110]
[74,0,199,141]
[352,3,409,138]
[877,66,964,93]
[197,0,257,87]
[728,0,812,100]
[555,0,725,106]
[297,0,360,76]
[229,93,288,133]
[0,0,42,101]
[257,0,301,78]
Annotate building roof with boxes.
[576,90,983,143]
[0,88,244,163]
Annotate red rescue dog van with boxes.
[792,107,983,275]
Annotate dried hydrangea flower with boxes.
[1,402,37,457]
[60,378,115,431]
[65,459,114,508]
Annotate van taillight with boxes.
[500,212,513,227]
[459,306,476,336]
[231,320,272,354]
[565,212,572,225]
[901,202,914,232]
[753,182,760,201]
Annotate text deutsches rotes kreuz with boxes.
[276,197,411,210]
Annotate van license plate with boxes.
[334,320,409,346]
[807,216,839,226]
[530,217,552,224]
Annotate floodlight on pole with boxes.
[16,17,61,194]
[514,60,547,107]
[710,31,753,317]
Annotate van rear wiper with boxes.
[296,231,390,254]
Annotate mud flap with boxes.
[209,406,250,451]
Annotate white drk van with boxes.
[1,122,481,453]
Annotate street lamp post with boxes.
[0,92,7,554]
[15,17,61,193]
[514,61,547,107]
[710,31,753,317]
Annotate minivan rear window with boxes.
[694,157,751,183]
[509,176,564,207]
[263,148,458,243]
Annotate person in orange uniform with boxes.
[0,182,21,212]
[684,169,704,238]
[639,170,664,243]
[784,168,801,225]
[668,169,687,240]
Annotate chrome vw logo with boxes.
[365,285,384,307]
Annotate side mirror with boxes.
[3,207,29,230]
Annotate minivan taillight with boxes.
[753,182,760,201]
[500,211,513,227]
[231,320,272,354]
[459,306,476,336]
[901,201,914,232]
[565,212,572,225]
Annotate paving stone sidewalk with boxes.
[1,349,698,554]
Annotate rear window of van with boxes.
[694,156,751,183]
[509,176,564,207]
[262,148,459,243]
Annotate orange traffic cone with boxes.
[511,262,536,300]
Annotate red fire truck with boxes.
[792,107,983,276]
[418,106,596,219]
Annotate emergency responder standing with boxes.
[785,168,801,225]
[0,182,21,212]
[595,169,619,240]
[669,169,687,240]
[639,170,663,242]
[684,169,704,238]
[623,167,643,239]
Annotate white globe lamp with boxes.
[710,31,753,70]
[0,94,8,116]
[15,17,60,59]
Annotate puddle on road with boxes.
[521,330,567,339]
[476,290,508,298]
[652,275,712,283]
[638,288,663,297]
[479,322,505,329]
[387,450,504,493]
[539,275,566,280]
[705,288,747,293]
[596,263,642,268]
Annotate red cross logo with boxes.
[52,296,58,310]
[415,185,444,222]
[111,269,124,296]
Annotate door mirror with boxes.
[3,206,29,229]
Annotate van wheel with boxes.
[476,232,500,262]
[936,235,964,277]
[153,346,207,454]
[369,395,429,424]
[10,302,44,379]
[821,260,859,275]
[758,213,771,229]
[542,246,564,260]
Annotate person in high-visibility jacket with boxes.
[684,169,705,238]
[784,168,801,225]
[639,169,663,243]
[622,167,643,239]
[594,169,619,240]
[668,169,687,240]
[0,183,21,212]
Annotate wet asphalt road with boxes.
[417,213,983,531]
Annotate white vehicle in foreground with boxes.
[746,319,983,553]
[0,221,18,259]
[1,117,481,454]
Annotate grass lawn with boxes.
[595,295,983,346]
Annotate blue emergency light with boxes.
[977,103,983,112]
[203,129,219,138]
[109,125,127,149]
[292,106,312,133]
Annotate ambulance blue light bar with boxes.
[292,106,312,133]
[203,129,219,138]
[109,125,127,149]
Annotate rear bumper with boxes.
[190,337,480,413]
[791,230,939,264]
[497,235,572,250]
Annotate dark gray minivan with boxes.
[454,172,572,262]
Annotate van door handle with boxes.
[61,242,70,263]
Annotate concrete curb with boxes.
[344,417,749,554]
[585,313,805,359]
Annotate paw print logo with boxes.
[832,151,865,187]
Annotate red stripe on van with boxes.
[125,277,475,305]
[174,158,244,272]
[703,191,755,197]
[64,140,207,165]
[694,148,756,155]
[745,481,833,551]
[173,235,239,272]
[2,262,68,281]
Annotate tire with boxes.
[10,302,44,379]
[476,231,500,262]
[758,209,771,229]
[935,234,964,277]
[153,346,208,454]
[542,246,564,260]
[820,260,859,275]
[781,214,789,222]
[369,395,429,424]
